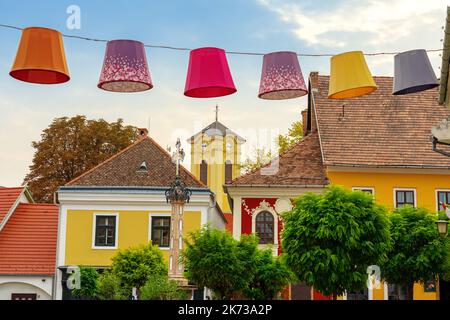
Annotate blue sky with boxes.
[0,0,447,187]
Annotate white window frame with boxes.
[352,187,375,197]
[252,208,278,256]
[436,189,450,212]
[148,213,171,251]
[92,213,119,250]
[393,188,417,208]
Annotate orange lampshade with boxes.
[10,27,70,84]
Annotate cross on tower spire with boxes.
[215,104,219,122]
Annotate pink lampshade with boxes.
[258,51,308,100]
[98,40,153,93]
[184,47,237,98]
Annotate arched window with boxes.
[225,160,233,183]
[200,160,208,185]
[255,211,274,244]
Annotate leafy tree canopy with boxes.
[244,249,295,300]
[183,227,258,299]
[72,266,99,298]
[282,185,391,298]
[381,206,449,298]
[111,242,167,291]
[24,115,137,202]
[240,120,303,174]
[96,270,129,300]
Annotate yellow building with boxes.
[307,72,450,300]
[55,129,225,300]
[187,112,245,230]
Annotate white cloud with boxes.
[258,0,446,49]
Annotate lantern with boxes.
[184,47,236,98]
[328,51,377,99]
[436,220,449,237]
[393,49,439,95]
[258,51,308,100]
[98,40,153,93]
[10,27,70,84]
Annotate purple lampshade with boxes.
[393,49,439,95]
[98,40,153,93]
[258,51,308,100]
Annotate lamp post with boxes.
[165,139,192,286]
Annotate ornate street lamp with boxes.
[165,139,191,286]
[432,118,450,157]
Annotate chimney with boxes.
[308,71,319,133]
[137,128,149,139]
[301,109,308,136]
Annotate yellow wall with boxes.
[65,210,201,266]
[190,135,241,213]
[328,170,450,300]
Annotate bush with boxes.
[72,266,99,299]
[183,227,258,299]
[243,250,294,300]
[96,270,129,300]
[140,275,187,300]
[111,242,167,292]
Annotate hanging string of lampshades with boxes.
[5,25,442,100]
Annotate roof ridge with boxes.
[66,138,147,186]
[146,136,208,188]
[230,133,318,185]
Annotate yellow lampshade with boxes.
[328,51,377,99]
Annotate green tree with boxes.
[96,270,129,300]
[240,120,302,174]
[183,227,258,299]
[282,186,391,299]
[140,274,187,300]
[276,120,303,154]
[240,147,273,175]
[381,206,449,300]
[72,266,99,299]
[243,250,294,300]
[24,115,137,202]
[111,242,167,296]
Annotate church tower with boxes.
[187,106,245,214]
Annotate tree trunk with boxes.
[333,293,338,300]
[405,283,414,300]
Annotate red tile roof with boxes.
[67,136,206,188]
[0,203,58,275]
[227,133,328,186]
[0,187,24,226]
[311,73,450,168]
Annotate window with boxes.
[225,160,233,183]
[353,187,374,195]
[200,160,208,185]
[395,190,415,208]
[438,191,450,211]
[388,284,407,300]
[151,216,171,248]
[346,289,368,300]
[94,215,117,247]
[255,211,274,244]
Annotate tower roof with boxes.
[188,120,246,143]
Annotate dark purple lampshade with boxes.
[258,51,308,100]
[393,49,439,95]
[98,40,153,93]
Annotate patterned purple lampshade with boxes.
[98,40,153,93]
[258,51,308,100]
